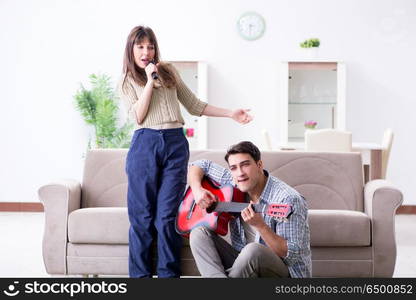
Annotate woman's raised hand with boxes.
[231,109,253,124]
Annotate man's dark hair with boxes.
[224,141,261,163]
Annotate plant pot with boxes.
[303,47,319,58]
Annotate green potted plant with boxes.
[74,73,133,149]
[300,38,320,48]
[300,38,320,58]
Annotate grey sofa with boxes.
[38,149,403,277]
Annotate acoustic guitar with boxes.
[175,177,292,237]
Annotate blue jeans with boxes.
[126,128,189,278]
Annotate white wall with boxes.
[1,0,415,204]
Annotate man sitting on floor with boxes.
[188,141,312,278]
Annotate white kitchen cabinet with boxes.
[279,61,346,143]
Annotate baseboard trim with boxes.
[0,202,44,212]
[396,205,416,214]
[0,203,414,214]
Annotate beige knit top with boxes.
[117,68,207,130]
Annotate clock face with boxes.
[237,12,266,41]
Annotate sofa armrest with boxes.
[364,179,403,277]
[38,179,81,275]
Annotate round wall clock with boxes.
[237,11,266,41]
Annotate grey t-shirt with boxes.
[242,219,256,244]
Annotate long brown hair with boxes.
[122,26,177,89]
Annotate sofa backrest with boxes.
[82,149,128,208]
[190,150,364,211]
[82,149,364,211]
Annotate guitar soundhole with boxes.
[206,202,217,214]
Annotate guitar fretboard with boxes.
[211,202,266,214]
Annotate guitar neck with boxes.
[212,202,266,214]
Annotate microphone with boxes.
[149,60,158,80]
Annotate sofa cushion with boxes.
[308,210,371,246]
[68,207,370,248]
[68,208,129,244]
[68,207,196,245]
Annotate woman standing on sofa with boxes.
[118,25,253,278]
